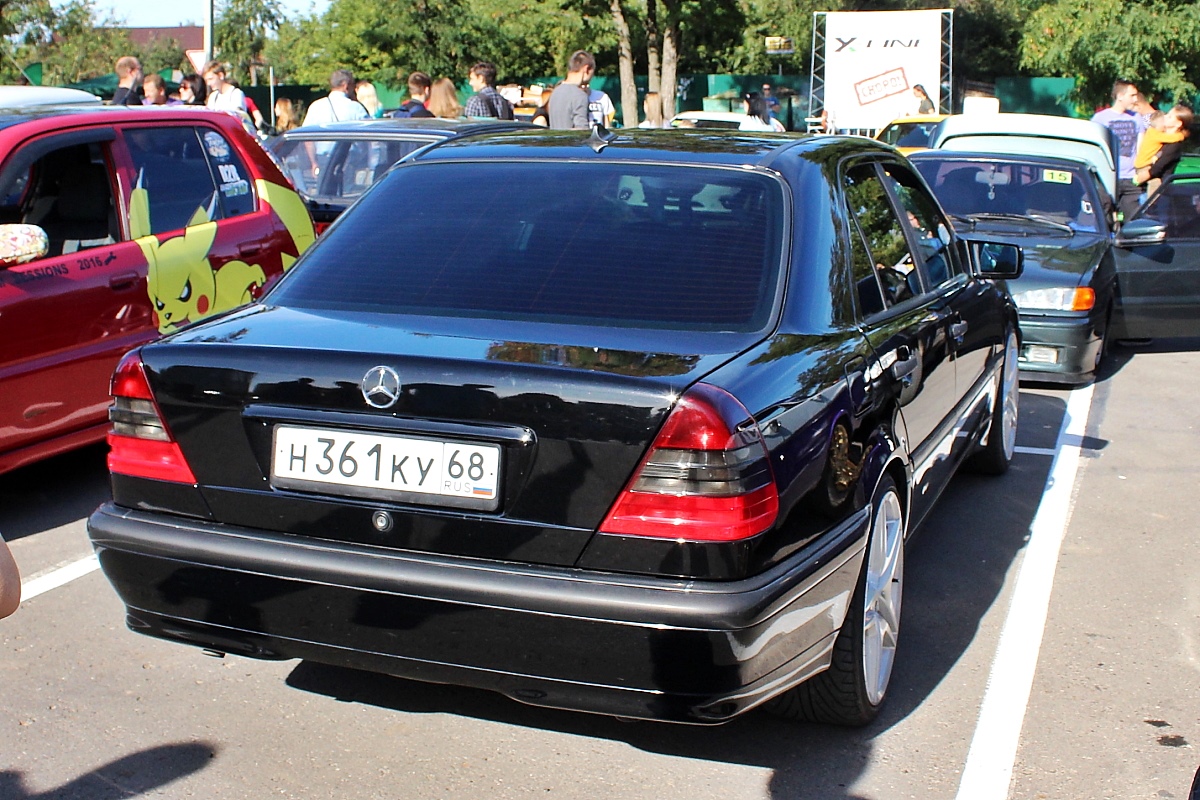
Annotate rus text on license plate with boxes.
[272,425,501,509]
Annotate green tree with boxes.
[1021,0,1200,106]
[215,0,285,85]
[8,0,133,85]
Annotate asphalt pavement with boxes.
[0,342,1197,799]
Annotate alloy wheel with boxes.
[863,488,904,706]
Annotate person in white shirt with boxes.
[302,69,370,127]
[584,82,616,128]
[202,60,247,115]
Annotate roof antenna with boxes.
[588,122,617,153]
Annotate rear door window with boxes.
[272,137,434,200]
[844,162,921,311]
[122,126,255,234]
[272,162,786,332]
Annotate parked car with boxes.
[0,86,101,107]
[1109,172,1200,339]
[669,110,785,131]
[911,150,1117,384]
[88,130,1022,726]
[0,105,315,475]
[930,113,1120,200]
[267,118,532,233]
[875,114,947,154]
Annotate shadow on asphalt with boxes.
[0,443,110,542]
[0,742,215,799]
[284,390,1071,800]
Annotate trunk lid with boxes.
[140,304,760,566]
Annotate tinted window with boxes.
[124,126,254,234]
[272,137,432,200]
[882,165,960,286]
[273,162,785,331]
[844,163,919,308]
[915,159,1101,233]
[0,142,118,256]
[1133,180,1200,239]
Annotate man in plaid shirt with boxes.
[465,62,514,120]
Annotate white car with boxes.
[930,112,1118,198]
[0,86,101,108]
[670,110,785,132]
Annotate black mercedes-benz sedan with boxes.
[88,130,1022,725]
[910,150,1116,385]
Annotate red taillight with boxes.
[314,221,331,235]
[598,384,779,542]
[106,351,196,484]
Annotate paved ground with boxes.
[0,341,1197,799]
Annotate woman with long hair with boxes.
[744,92,785,132]
[639,91,666,129]
[429,78,463,119]
[178,73,207,105]
[273,98,300,133]
[912,84,935,115]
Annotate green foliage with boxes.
[6,0,133,84]
[215,0,285,84]
[1021,0,1200,106]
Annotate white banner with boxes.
[823,10,947,131]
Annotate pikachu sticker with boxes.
[130,172,314,334]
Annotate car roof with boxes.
[930,112,1118,196]
[275,118,536,139]
[909,150,1095,171]
[0,86,101,108]
[0,104,258,133]
[879,115,947,127]
[409,128,875,168]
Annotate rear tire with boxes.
[766,476,905,726]
[968,327,1018,475]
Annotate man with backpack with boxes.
[392,72,434,118]
[464,62,514,120]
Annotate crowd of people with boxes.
[107,50,802,135]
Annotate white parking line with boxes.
[1014,445,1057,457]
[955,383,1095,800]
[20,554,100,602]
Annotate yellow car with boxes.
[875,115,948,155]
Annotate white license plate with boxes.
[271,425,501,510]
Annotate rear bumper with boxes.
[87,503,868,724]
[1016,314,1101,385]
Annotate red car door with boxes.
[0,129,155,466]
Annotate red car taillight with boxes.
[106,351,197,484]
[599,383,779,542]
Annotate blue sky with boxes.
[96,0,330,27]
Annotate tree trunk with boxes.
[646,0,660,94]
[608,0,638,127]
[658,0,681,123]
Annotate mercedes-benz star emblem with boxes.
[361,366,401,409]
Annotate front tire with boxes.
[766,475,905,726]
[969,328,1018,475]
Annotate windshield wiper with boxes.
[967,212,1075,234]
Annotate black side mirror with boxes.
[1115,218,1168,247]
[967,240,1023,280]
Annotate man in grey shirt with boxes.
[548,51,595,130]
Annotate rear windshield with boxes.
[271,161,786,331]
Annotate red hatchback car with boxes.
[0,105,315,475]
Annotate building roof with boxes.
[123,26,204,52]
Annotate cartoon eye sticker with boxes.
[179,279,191,302]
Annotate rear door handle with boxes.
[108,271,138,290]
[950,320,969,341]
[238,242,263,258]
